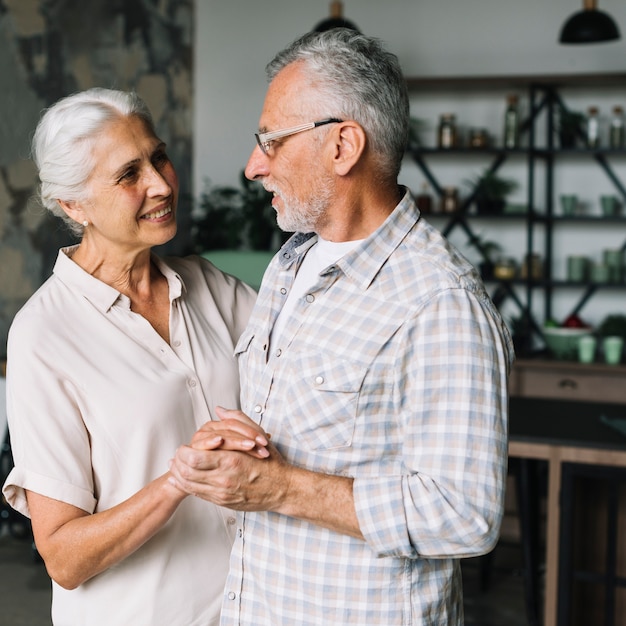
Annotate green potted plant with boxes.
[598,313,626,365]
[407,116,428,149]
[598,313,626,341]
[466,233,503,280]
[465,169,519,215]
[508,313,533,356]
[557,108,585,149]
[190,171,288,253]
[189,171,290,289]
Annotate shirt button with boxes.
[227,516,236,525]
[280,287,287,295]
[305,294,315,303]
[254,405,262,414]
[315,375,324,385]
[227,591,236,601]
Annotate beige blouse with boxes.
[3,248,257,626]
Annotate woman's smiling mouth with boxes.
[141,205,172,220]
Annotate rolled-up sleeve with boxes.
[354,288,511,559]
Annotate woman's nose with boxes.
[146,164,176,195]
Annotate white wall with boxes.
[194,0,626,188]
[193,0,626,329]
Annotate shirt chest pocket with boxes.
[282,353,367,450]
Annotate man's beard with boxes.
[272,178,333,233]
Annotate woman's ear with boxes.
[57,199,85,225]
[331,121,366,176]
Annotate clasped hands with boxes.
[168,406,290,512]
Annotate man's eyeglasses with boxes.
[255,118,343,156]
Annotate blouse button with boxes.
[189,379,197,388]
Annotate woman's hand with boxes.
[190,406,270,459]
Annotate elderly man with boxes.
[171,28,514,625]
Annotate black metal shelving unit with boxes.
[405,73,626,354]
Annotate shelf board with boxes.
[405,72,626,91]
[482,278,626,289]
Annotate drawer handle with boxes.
[558,378,578,389]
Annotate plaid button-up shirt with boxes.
[222,189,514,625]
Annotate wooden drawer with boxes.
[510,359,626,404]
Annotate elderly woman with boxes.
[2,88,264,625]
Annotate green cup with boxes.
[560,194,578,216]
[567,255,589,282]
[603,249,624,283]
[600,195,619,216]
[578,335,596,363]
[603,336,624,365]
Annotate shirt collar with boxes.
[277,187,419,290]
[53,245,185,313]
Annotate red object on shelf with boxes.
[562,314,591,329]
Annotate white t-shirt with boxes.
[271,236,363,347]
[3,248,256,626]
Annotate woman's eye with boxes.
[118,169,137,183]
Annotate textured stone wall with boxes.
[0,0,194,358]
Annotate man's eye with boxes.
[153,152,170,167]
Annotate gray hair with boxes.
[31,88,154,236]
[266,29,409,179]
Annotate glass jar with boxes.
[494,257,517,281]
[438,114,457,149]
[469,128,489,148]
[520,253,543,280]
[609,105,625,149]
[440,186,459,213]
[503,94,520,149]
[586,106,600,149]
[416,182,433,214]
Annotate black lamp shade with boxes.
[313,16,359,32]
[559,8,621,43]
[313,1,360,33]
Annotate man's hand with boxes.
[190,406,270,459]
[168,407,290,511]
[170,407,364,538]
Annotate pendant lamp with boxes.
[313,1,360,33]
[559,0,621,44]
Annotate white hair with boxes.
[32,88,154,236]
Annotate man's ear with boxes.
[57,199,85,224]
[331,122,366,176]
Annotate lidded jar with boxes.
[438,114,457,149]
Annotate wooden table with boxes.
[509,397,626,626]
